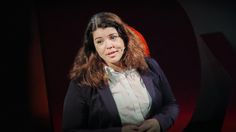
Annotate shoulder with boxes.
[145,57,156,63]
[145,57,160,69]
[67,79,93,99]
[145,57,164,76]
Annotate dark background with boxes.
[3,0,235,132]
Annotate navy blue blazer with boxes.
[63,57,179,132]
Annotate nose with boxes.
[105,39,114,49]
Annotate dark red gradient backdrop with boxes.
[26,0,235,132]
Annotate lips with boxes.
[106,51,118,57]
[106,51,117,56]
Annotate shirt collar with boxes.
[104,66,136,79]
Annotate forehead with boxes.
[93,27,118,39]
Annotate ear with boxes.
[127,25,150,57]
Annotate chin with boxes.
[108,58,121,64]
[109,60,120,64]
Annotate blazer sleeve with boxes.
[146,57,179,131]
[62,80,121,132]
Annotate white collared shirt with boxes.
[105,66,152,125]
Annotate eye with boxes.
[110,35,119,41]
[95,40,104,45]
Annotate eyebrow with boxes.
[94,33,118,40]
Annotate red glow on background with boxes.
[128,25,150,57]
[28,13,50,122]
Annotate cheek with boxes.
[118,40,125,49]
[95,46,106,57]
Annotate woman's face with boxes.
[93,27,125,67]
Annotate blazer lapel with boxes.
[140,72,156,99]
[97,85,121,125]
[140,71,161,113]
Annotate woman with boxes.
[63,12,179,132]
